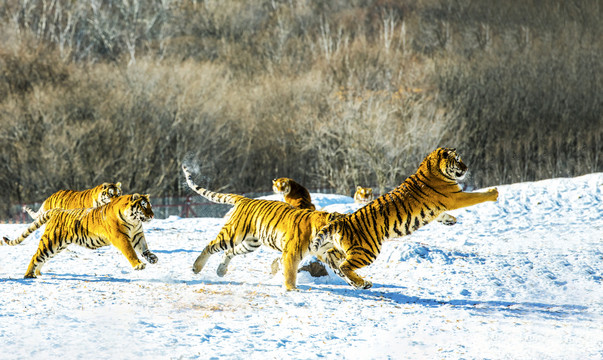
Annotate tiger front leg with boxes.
[281,251,302,291]
[112,234,145,270]
[132,232,157,264]
[449,188,498,210]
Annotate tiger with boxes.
[272,177,316,210]
[23,182,122,219]
[271,177,323,274]
[3,194,156,278]
[311,147,499,289]
[353,186,374,204]
[182,165,349,290]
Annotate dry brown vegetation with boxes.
[1,0,601,218]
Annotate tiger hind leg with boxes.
[24,235,67,278]
[216,237,261,277]
[339,260,373,289]
[317,247,364,288]
[192,229,236,274]
[334,251,373,289]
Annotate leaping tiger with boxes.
[3,194,156,278]
[311,147,499,289]
[23,182,122,219]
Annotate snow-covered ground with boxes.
[1,174,601,359]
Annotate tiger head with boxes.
[354,186,374,204]
[125,194,154,223]
[97,182,123,206]
[430,147,468,181]
[272,178,291,195]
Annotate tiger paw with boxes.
[488,187,499,201]
[352,280,372,290]
[436,213,457,226]
[134,263,146,270]
[143,251,158,264]
[216,263,228,277]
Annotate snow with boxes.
[1,173,602,360]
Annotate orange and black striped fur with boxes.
[354,186,374,205]
[354,186,456,224]
[183,165,348,290]
[4,194,155,278]
[272,178,316,210]
[311,148,499,289]
[24,182,122,219]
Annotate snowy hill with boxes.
[1,174,601,359]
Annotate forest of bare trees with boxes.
[1,0,601,218]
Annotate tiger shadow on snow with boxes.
[0,273,133,284]
[307,283,589,319]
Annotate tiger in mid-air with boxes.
[183,165,350,290]
[311,147,499,289]
[354,186,374,205]
[272,177,316,210]
[23,182,122,219]
[3,194,156,278]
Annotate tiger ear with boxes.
[145,194,150,199]
[116,182,122,189]
[132,194,140,200]
[357,186,361,191]
[272,179,277,184]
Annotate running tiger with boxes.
[311,148,499,289]
[183,165,348,290]
[24,182,122,219]
[272,177,316,210]
[4,194,156,278]
[353,186,374,205]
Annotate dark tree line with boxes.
[1,0,601,218]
